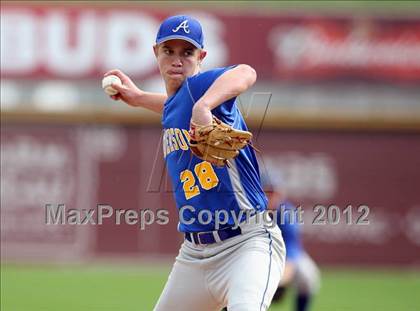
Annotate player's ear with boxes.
[153,44,159,57]
[199,49,207,62]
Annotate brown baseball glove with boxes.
[189,116,253,167]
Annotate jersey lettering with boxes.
[163,128,191,158]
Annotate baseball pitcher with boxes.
[104,15,286,311]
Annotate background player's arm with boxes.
[191,64,257,125]
[104,69,167,114]
[279,261,297,286]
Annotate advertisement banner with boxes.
[2,4,420,81]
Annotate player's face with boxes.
[154,39,206,94]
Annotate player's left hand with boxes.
[189,115,253,167]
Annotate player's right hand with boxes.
[103,69,143,107]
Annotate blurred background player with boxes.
[263,173,321,311]
[222,172,320,311]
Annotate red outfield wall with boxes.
[1,124,419,266]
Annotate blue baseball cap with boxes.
[156,15,204,49]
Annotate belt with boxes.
[185,226,242,245]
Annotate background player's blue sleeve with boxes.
[276,202,302,261]
[186,65,238,124]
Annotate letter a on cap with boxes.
[172,20,190,33]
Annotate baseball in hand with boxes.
[102,75,122,95]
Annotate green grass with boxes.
[1,264,420,311]
[1,264,170,311]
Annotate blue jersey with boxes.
[275,201,302,261]
[161,66,267,233]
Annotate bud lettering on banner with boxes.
[1,5,419,80]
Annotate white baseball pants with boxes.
[153,217,286,311]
